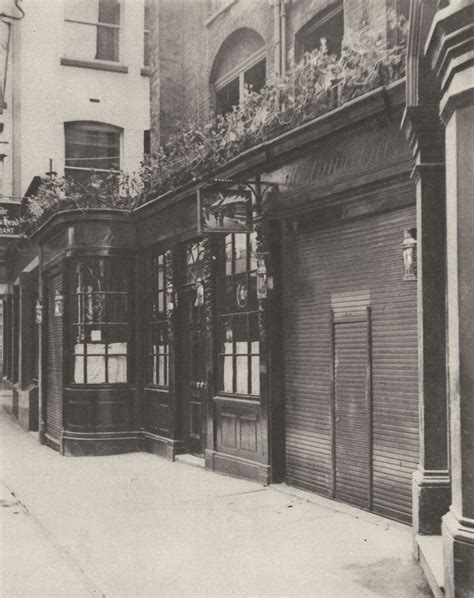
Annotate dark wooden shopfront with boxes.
[282,201,419,523]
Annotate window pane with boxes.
[74,355,85,384]
[244,59,266,94]
[249,312,259,346]
[106,293,127,322]
[98,0,120,25]
[233,314,248,345]
[65,123,120,172]
[87,354,106,384]
[236,356,248,394]
[251,355,260,396]
[225,235,233,275]
[216,78,239,116]
[222,355,233,393]
[234,234,247,273]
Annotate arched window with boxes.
[64,121,121,186]
[294,2,344,63]
[210,28,266,117]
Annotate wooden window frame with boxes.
[216,233,260,397]
[146,251,170,388]
[69,257,131,385]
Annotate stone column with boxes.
[403,0,450,535]
[426,2,474,595]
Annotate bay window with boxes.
[217,233,260,396]
[70,258,131,385]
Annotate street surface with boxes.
[0,398,432,597]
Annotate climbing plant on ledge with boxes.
[24,14,407,233]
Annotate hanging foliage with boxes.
[24,15,407,234]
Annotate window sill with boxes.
[60,58,129,74]
[205,0,237,27]
[141,66,151,77]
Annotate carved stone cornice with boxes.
[402,104,445,161]
[425,0,474,123]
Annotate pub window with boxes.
[215,58,266,117]
[295,2,344,63]
[147,252,170,387]
[64,0,120,63]
[70,258,131,385]
[217,233,259,396]
[65,121,121,187]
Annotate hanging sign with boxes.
[197,186,252,233]
[0,202,21,237]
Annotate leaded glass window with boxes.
[217,233,259,395]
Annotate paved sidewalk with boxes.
[0,409,431,597]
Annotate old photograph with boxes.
[0,0,472,596]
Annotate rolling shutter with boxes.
[283,205,418,523]
[44,273,63,443]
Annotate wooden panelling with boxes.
[64,388,135,432]
[143,389,171,436]
[282,202,418,522]
[215,396,260,460]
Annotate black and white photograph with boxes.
[0,0,472,596]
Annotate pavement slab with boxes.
[0,407,432,597]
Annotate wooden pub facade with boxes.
[3,1,473,596]
[34,78,418,526]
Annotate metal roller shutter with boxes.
[283,205,418,523]
[44,273,63,442]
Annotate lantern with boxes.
[54,290,64,317]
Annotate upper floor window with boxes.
[64,0,121,63]
[65,121,121,187]
[211,28,266,117]
[295,2,344,63]
[144,0,151,66]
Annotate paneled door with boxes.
[181,241,208,456]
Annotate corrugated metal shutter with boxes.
[44,273,63,442]
[283,205,418,523]
[334,313,370,509]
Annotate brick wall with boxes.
[150,0,394,147]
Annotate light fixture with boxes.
[166,282,176,312]
[194,278,204,307]
[256,257,270,299]
[54,290,64,317]
[35,300,43,324]
[402,228,417,281]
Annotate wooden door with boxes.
[181,286,207,455]
[333,310,371,510]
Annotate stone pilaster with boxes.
[403,0,451,536]
[426,2,474,595]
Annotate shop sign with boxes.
[197,187,252,233]
[0,202,21,237]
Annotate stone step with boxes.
[417,534,445,598]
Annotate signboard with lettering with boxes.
[0,202,21,237]
[197,187,252,234]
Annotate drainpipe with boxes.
[273,0,281,76]
[280,0,287,74]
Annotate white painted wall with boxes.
[10,0,150,197]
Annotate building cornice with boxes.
[425,0,474,123]
[135,79,407,221]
